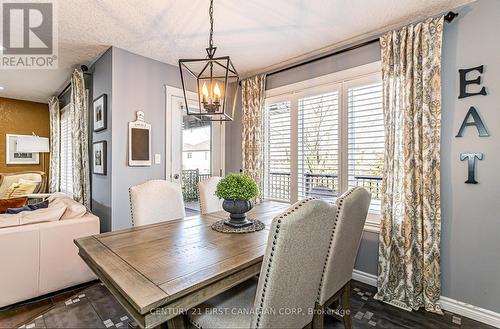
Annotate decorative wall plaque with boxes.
[128,111,151,167]
[457,65,488,184]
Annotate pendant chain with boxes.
[208,0,214,52]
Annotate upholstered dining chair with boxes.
[198,176,223,214]
[313,187,371,329]
[129,180,186,227]
[187,198,338,329]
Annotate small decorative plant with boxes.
[215,173,259,228]
[215,173,258,201]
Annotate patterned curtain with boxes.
[48,96,60,193]
[375,17,444,314]
[70,69,91,208]
[241,74,266,204]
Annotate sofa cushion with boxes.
[0,197,28,213]
[0,205,67,228]
[6,200,49,214]
[0,214,20,228]
[2,182,37,199]
[48,193,87,219]
[21,206,67,225]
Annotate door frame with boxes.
[165,86,226,182]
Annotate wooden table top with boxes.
[74,201,289,327]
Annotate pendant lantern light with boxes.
[178,0,239,121]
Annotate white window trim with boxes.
[265,61,382,233]
[265,61,381,98]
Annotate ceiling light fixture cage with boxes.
[179,0,239,122]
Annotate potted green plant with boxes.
[215,173,259,228]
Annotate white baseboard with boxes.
[440,297,500,328]
[352,269,377,286]
[351,269,500,328]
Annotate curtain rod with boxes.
[57,65,92,99]
[245,11,458,81]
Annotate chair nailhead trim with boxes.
[128,188,135,226]
[316,187,360,302]
[255,198,311,328]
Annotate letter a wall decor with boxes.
[456,65,489,184]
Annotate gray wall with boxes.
[226,0,500,313]
[266,41,381,89]
[440,0,500,312]
[110,47,182,230]
[225,84,243,174]
[91,48,113,232]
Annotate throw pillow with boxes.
[5,205,31,214]
[18,178,40,190]
[48,193,87,219]
[2,182,37,199]
[6,200,49,214]
[19,205,67,225]
[0,197,28,213]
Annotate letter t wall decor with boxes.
[457,65,488,184]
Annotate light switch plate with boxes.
[154,154,161,164]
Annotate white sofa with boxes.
[0,194,99,308]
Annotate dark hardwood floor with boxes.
[0,280,494,329]
[0,282,96,329]
[326,281,496,329]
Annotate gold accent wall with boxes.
[0,97,50,176]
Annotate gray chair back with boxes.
[317,187,371,306]
[251,199,337,328]
[129,180,185,226]
[198,176,223,214]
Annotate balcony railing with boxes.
[353,175,382,199]
[268,172,291,202]
[267,172,382,202]
[181,170,211,201]
[303,173,338,199]
[181,170,383,203]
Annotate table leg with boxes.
[166,315,187,329]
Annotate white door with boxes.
[165,86,225,203]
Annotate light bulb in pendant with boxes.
[201,83,209,103]
[213,82,221,103]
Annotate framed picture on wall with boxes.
[93,141,107,175]
[128,111,151,166]
[5,134,40,164]
[93,94,107,132]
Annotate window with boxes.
[187,152,192,159]
[60,105,73,196]
[298,91,339,202]
[264,63,383,225]
[347,81,384,213]
[264,101,291,202]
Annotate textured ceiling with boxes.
[0,0,473,103]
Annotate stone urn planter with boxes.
[215,173,259,229]
[222,199,254,228]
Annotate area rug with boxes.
[18,283,136,329]
[15,280,485,329]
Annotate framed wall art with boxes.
[93,94,107,132]
[93,141,107,175]
[5,134,40,164]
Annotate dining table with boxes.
[74,201,289,329]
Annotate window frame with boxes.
[59,104,73,197]
[264,61,382,232]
